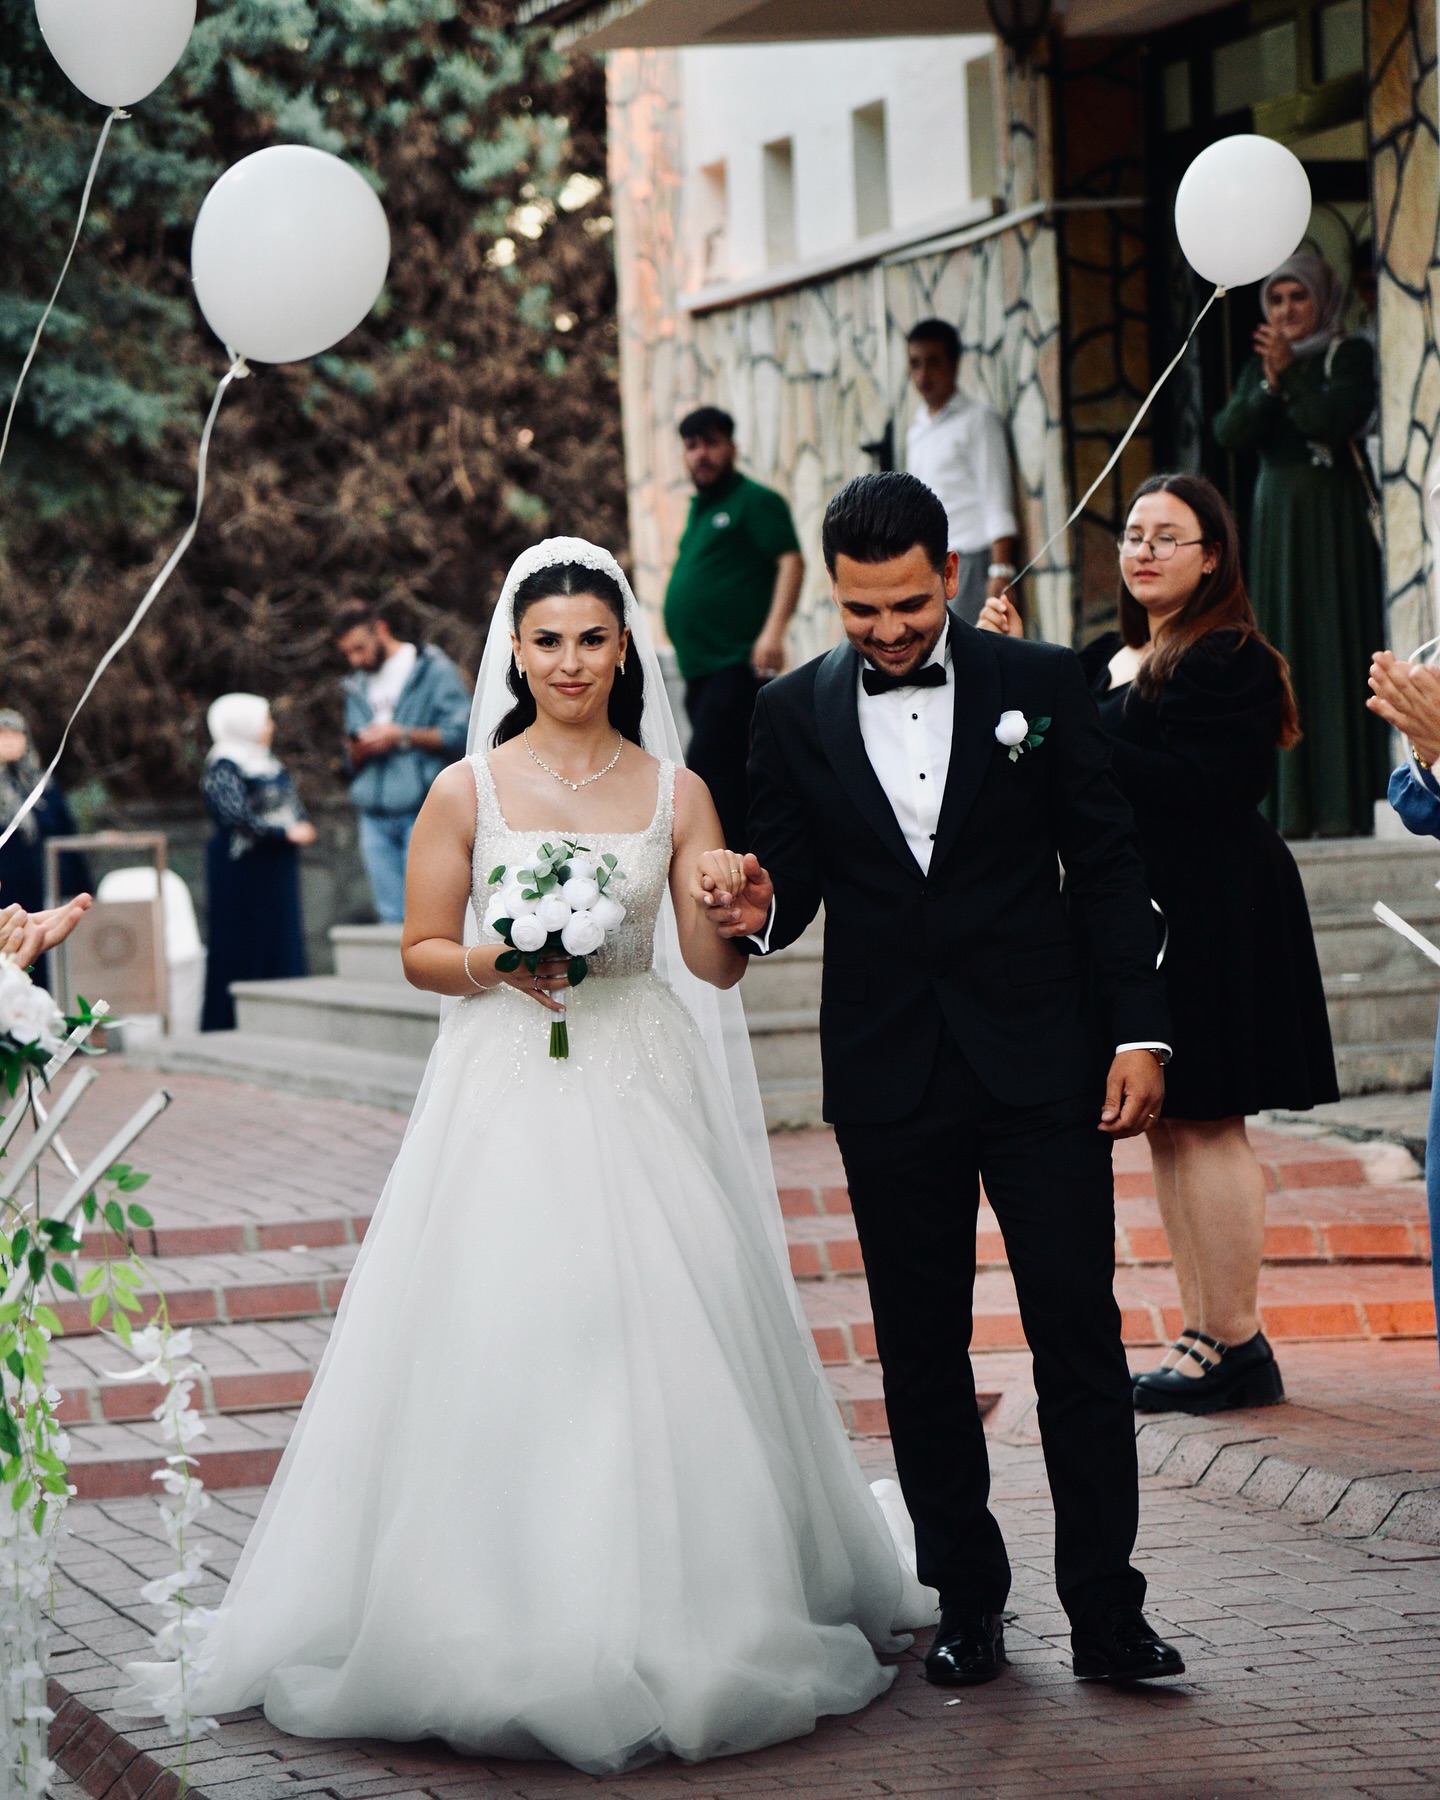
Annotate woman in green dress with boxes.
[1213,253,1388,837]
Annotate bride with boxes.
[119,539,935,1773]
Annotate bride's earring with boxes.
[618,658,627,675]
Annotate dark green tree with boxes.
[0,0,623,800]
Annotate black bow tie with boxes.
[861,661,948,697]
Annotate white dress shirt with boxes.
[855,624,953,875]
[905,390,1018,555]
[750,622,1170,1060]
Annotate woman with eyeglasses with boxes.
[981,473,1337,1414]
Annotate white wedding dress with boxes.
[119,742,936,1773]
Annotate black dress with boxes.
[201,759,308,1032]
[1080,629,1338,1120]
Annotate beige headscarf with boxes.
[1262,253,1346,360]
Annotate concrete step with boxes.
[64,1408,296,1500]
[331,922,406,984]
[126,1029,425,1112]
[746,1008,822,1082]
[1323,975,1440,1045]
[740,940,823,1013]
[1310,902,1440,979]
[1291,835,1440,909]
[760,1077,825,1131]
[232,976,442,1059]
[1334,1039,1434,1096]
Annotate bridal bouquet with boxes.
[484,840,626,1059]
[0,954,68,1093]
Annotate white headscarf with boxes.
[206,692,282,779]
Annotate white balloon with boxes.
[35,0,195,108]
[1174,134,1313,289]
[190,147,391,365]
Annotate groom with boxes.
[698,472,1184,1686]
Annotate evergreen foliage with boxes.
[0,0,622,802]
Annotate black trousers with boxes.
[834,1031,1145,1626]
[684,663,763,851]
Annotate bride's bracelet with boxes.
[462,945,487,991]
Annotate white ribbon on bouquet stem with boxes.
[0,352,250,855]
[0,108,124,477]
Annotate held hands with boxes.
[694,850,774,939]
[977,594,1024,637]
[1367,650,1440,766]
[0,895,92,967]
[1099,1048,1165,1139]
[356,720,405,754]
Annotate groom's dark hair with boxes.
[822,472,949,576]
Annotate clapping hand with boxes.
[1368,651,1440,766]
[694,851,774,939]
[0,894,92,968]
[1253,322,1294,387]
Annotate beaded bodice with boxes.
[469,752,676,979]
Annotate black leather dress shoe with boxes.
[924,1609,1006,1686]
[1133,1329,1284,1415]
[1072,1605,1185,1682]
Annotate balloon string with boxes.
[0,354,250,856]
[0,107,125,480]
[1005,284,1224,605]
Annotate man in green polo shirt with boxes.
[664,406,804,848]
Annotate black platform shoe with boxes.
[924,1609,1006,1686]
[1133,1329,1284,1414]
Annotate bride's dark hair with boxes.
[492,560,646,748]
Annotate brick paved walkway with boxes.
[49,1442,1440,1800]
[28,1061,1440,1796]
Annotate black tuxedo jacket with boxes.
[745,614,1171,1125]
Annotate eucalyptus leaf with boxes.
[488,865,507,885]
[495,950,521,972]
[567,957,589,987]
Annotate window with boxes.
[762,137,797,266]
[1163,58,1192,131]
[965,53,998,200]
[1212,21,1298,114]
[852,102,890,237]
[1319,0,1364,80]
[695,159,728,281]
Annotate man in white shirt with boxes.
[904,318,1018,627]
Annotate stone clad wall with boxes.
[1368,0,1440,654]
[606,48,1075,658]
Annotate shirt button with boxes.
[919,773,926,780]
[912,713,919,720]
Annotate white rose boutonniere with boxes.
[486,838,626,1059]
[995,710,1052,763]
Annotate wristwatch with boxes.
[1148,1046,1172,1066]
[987,562,1017,580]
[397,727,413,751]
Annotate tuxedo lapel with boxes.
[930,614,1003,874]
[813,640,923,878]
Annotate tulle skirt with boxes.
[118,972,936,1772]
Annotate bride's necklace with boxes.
[523,728,624,791]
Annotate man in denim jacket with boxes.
[334,601,472,922]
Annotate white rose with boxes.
[995,709,1030,748]
[0,960,64,1051]
[482,892,510,930]
[561,910,606,956]
[590,894,626,933]
[509,914,549,952]
[563,857,597,883]
[561,876,600,910]
[535,894,571,932]
[500,881,536,916]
